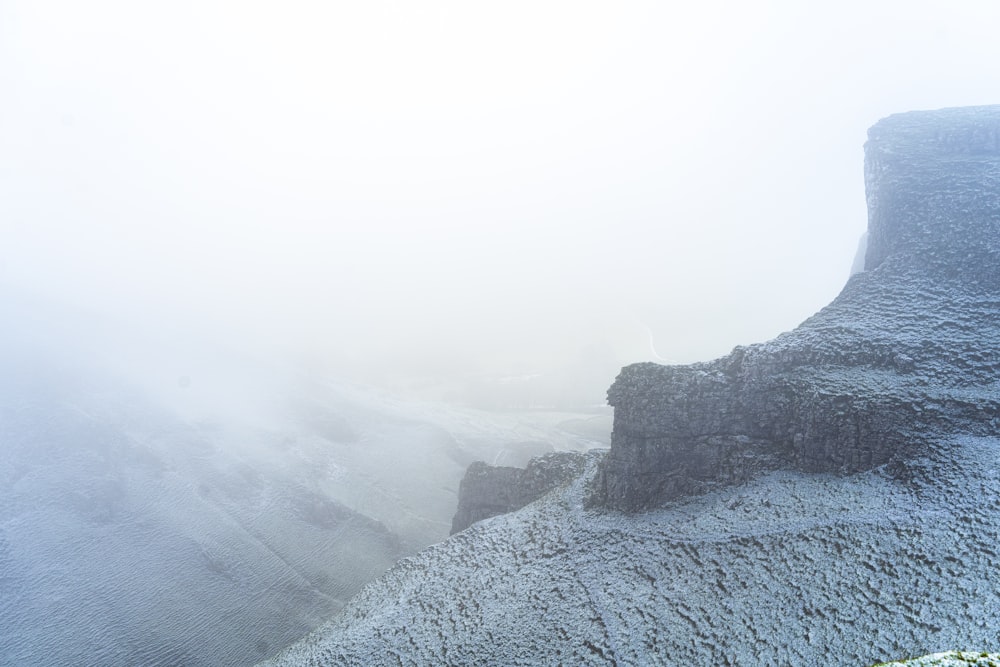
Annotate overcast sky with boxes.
[3,1,1000,389]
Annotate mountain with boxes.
[260,105,1000,666]
[0,296,605,666]
[597,105,1000,510]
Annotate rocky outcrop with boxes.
[596,105,1000,511]
[257,105,1000,667]
[450,451,588,533]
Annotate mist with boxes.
[9,2,1000,665]
[7,0,1000,405]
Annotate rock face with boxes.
[257,105,1000,667]
[596,105,1000,511]
[450,452,588,533]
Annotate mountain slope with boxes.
[262,439,1000,666]
[0,295,605,666]
[0,357,400,666]
[260,105,1000,666]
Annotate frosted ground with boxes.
[0,292,607,666]
[262,434,1000,666]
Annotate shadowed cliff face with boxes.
[450,452,589,534]
[596,105,1000,511]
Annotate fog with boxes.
[4,0,1000,400]
[8,4,1000,664]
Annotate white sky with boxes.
[3,0,1000,385]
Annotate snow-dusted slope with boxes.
[261,438,1000,666]
[0,359,402,666]
[0,293,606,666]
[260,106,1000,666]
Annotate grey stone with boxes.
[595,105,1000,511]
[450,451,589,534]
[259,105,1000,667]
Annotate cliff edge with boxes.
[596,105,1000,510]
[257,106,1000,667]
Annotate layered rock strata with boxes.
[596,105,1000,510]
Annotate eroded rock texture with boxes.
[450,451,588,533]
[258,105,1000,667]
[596,105,1000,511]
[259,439,1000,667]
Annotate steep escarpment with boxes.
[258,106,1000,667]
[597,105,1000,510]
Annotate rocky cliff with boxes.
[258,105,1000,667]
[596,105,1000,510]
[450,451,588,533]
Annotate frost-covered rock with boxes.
[597,105,1000,510]
[450,451,588,533]
[258,106,1000,666]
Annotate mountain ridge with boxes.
[259,105,1000,666]
[596,104,1000,510]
